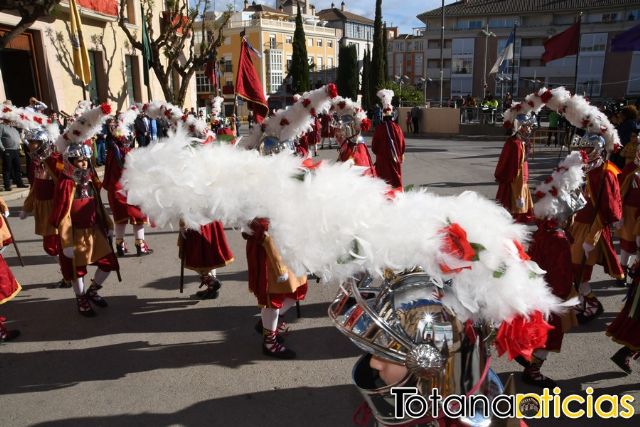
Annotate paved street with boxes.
[1,136,639,426]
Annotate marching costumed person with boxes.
[319,113,335,149]
[607,255,640,374]
[103,112,153,257]
[371,90,405,191]
[570,134,624,324]
[494,114,534,223]
[0,196,21,343]
[50,104,119,317]
[522,151,585,387]
[333,97,375,177]
[615,143,640,286]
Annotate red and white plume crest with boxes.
[0,105,60,141]
[143,100,210,138]
[116,105,139,139]
[123,140,564,323]
[243,84,338,149]
[503,87,620,153]
[331,96,371,131]
[55,103,111,153]
[211,96,224,119]
[533,151,586,220]
[377,89,394,113]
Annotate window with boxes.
[286,55,292,71]
[580,33,607,53]
[488,17,516,28]
[286,35,292,44]
[317,39,322,47]
[122,0,136,25]
[452,38,474,55]
[317,56,323,69]
[328,57,334,68]
[428,59,451,68]
[308,38,313,47]
[268,49,283,93]
[452,58,473,74]
[414,53,423,75]
[395,53,403,75]
[269,34,276,49]
[451,77,472,97]
[220,59,233,73]
[196,72,212,94]
[328,40,333,48]
[629,10,640,21]
[88,51,104,104]
[125,55,141,103]
[428,39,452,49]
[602,13,618,22]
[406,42,413,52]
[415,41,423,51]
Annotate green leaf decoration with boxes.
[493,264,507,279]
[470,242,486,261]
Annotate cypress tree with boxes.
[369,0,384,105]
[361,48,371,111]
[337,44,358,101]
[382,23,388,82]
[291,3,310,94]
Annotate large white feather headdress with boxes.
[122,138,563,324]
[0,104,60,142]
[503,87,620,153]
[55,103,111,153]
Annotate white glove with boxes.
[62,247,74,259]
[277,271,289,283]
[515,198,525,209]
[2,209,9,218]
[19,211,27,220]
[582,242,594,255]
[613,220,623,230]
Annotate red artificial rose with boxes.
[541,90,553,103]
[494,311,554,361]
[579,149,589,163]
[72,130,81,136]
[302,98,311,108]
[326,83,338,98]
[100,103,111,115]
[439,223,475,274]
[535,191,545,200]
[181,115,188,122]
[544,176,553,184]
[142,104,149,112]
[360,118,372,132]
[2,107,10,113]
[549,187,558,197]
[280,118,290,126]
[514,104,522,112]
[338,101,347,110]
[19,114,27,121]
[301,158,322,170]
[527,100,535,108]
[513,240,530,261]
[33,116,43,124]
[310,108,317,117]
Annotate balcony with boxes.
[520,46,544,58]
[227,18,341,37]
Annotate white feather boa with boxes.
[123,136,562,323]
[533,151,586,220]
[0,105,60,141]
[503,86,620,153]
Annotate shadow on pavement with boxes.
[29,385,362,427]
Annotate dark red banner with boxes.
[77,0,118,17]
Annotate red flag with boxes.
[541,21,581,65]
[235,38,268,123]
[204,58,217,92]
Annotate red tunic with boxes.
[617,162,640,252]
[606,279,640,350]
[571,162,623,280]
[103,139,148,224]
[320,115,335,138]
[243,218,307,309]
[181,222,234,273]
[308,117,321,146]
[337,140,376,177]
[494,135,528,212]
[296,133,310,158]
[528,224,574,351]
[371,119,405,189]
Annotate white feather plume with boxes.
[123,138,562,323]
[211,96,224,119]
[55,103,111,153]
[74,100,93,116]
[331,96,370,131]
[377,89,394,112]
[116,105,139,138]
[533,151,586,220]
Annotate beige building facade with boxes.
[0,0,197,115]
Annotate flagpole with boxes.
[573,12,583,95]
[510,22,517,96]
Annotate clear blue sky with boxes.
[196,0,458,34]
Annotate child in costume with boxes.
[0,197,20,342]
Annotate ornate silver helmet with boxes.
[335,114,359,143]
[329,272,503,426]
[571,133,605,164]
[63,143,92,162]
[556,190,587,223]
[25,128,53,161]
[513,114,536,136]
[258,135,295,156]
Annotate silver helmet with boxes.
[258,135,295,156]
[571,133,605,165]
[335,114,359,143]
[513,114,536,136]
[329,272,504,426]
[63,143,93,162]
[25,128,53,161]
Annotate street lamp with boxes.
[480,24,496,97]
[395,75,409,107]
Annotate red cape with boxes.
[371,120,405,188]
[494,135,527,211]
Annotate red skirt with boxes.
[0,254,20,304]
[606,282,640,351]
[108,189,147,224]
[181,222,234,273]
